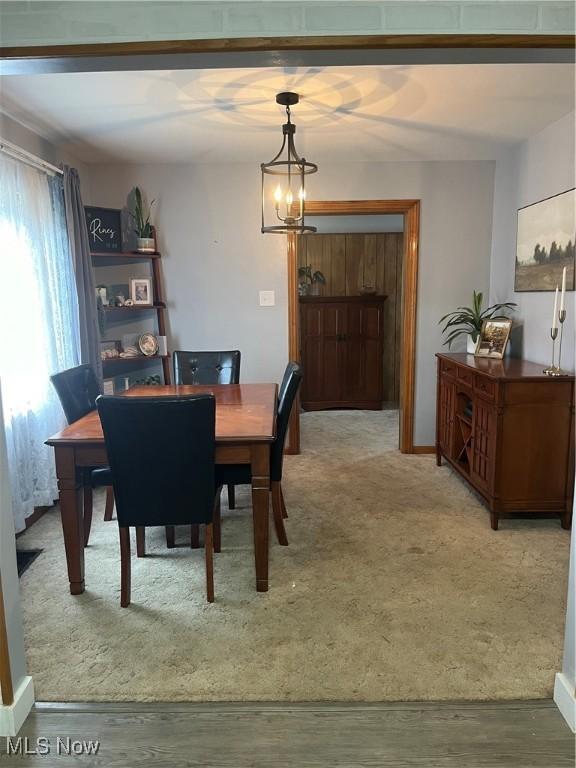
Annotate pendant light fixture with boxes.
[261,92,318,234]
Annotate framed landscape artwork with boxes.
[515,188,575,292]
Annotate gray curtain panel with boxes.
[62,166,103,382]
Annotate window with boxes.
[0,155,80,532]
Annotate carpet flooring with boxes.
[18,411,570,702]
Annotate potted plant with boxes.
[439,291,516,353]
[131,187,156,253]
[298,265,327,296]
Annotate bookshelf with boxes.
[92,250,171,390]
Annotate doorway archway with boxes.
[287,199,420,454]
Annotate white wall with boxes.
[0,111,92,194]
[555,503,576,732]
[88,159,495,445]
[490,111,576,370]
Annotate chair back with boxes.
[97,395,216,527]
[271,362,303,482]
[50,364,101,424]
[173,350,241,385]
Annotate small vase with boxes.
[467,335,477,354]
[137,237,156,253]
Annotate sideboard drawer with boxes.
[474,375,496,402]
[457,366,474,388]
[441,358,457,377]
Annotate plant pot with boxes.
[298,282,311,297]
[136,237,156,253]
[467,334,477,354]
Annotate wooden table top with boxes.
[46,384,278,446]
[436,352,575,381]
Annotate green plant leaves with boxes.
[438,292,517,348]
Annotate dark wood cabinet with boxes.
[436,353,574,530]
[300,296,385,410]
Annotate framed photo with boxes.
[85,206,122,253]
[515,188,575,292]
[138,333,159,357]
[131,278,152,306]
[103,378,115,395]
[475,319,512,359]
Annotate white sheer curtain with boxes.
[0,155,80,532]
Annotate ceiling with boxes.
[0,64,573,164]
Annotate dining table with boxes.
[46,383,278,595]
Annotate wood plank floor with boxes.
[0,700,572,767]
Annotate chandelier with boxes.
[261,92,318,234]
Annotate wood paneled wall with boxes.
[297,233,403,405]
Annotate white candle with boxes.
[552,286,559,329]
[560,266,567,313]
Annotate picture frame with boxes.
[130,278,152,306]
[474,319,513,359]
[515,188,575,292]
[85,206,122,253]
[103,378,115,395]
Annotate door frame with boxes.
[287,199,420,454]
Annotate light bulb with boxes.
[298,187,306,201]
[274,185,283,204]
[286,190,293,206]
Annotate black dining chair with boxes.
[216,362,302,548]
[50,364,114,546]
[173,349,241,512]
[97,394,221,607]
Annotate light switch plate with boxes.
[259,290,275,307]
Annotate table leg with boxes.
[251,444,270,593]
[55,446,84,595]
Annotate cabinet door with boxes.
[300,302,346,407]
[438,374,455,456]
[470,399,497,492]
[342,301,384,405]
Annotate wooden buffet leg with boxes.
[251,444,270,592]
[55,446,85,595]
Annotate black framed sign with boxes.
[84,206,122,253]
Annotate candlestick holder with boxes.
[556,308,568,376]
[543,326,559,375]
[544,308,569,376]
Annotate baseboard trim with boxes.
[411,445,436,454]
[554,673,575,733]
[15,505,54,537]
[0,676,34,736]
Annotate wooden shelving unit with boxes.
[92,249,171,387]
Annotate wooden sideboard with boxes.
[436,353,574,530]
